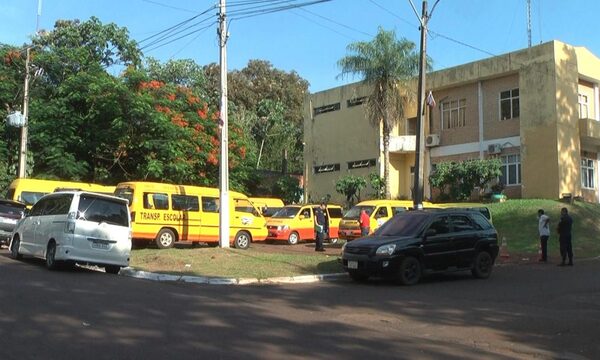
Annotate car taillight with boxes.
[130,211,135,222]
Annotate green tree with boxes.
[368,173,385,199]
[272,175,303,204]
[429,159,502,201]
[335,175,367,208]
[338,27,428,199]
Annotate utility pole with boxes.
[17,47,31,178]
[218,0,230,248]
[526,0,532,48]
[410,0,440,210]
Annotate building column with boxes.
[594,83,599,121]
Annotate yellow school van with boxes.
[114,181,267,249]
[265,204,344,245]
[431,202,493,223]
[338,200,434,241]
[5,178,116,208]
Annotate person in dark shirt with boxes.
[314,203,326,252]
[557,207,573,266]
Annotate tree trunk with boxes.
[383,124,391,200]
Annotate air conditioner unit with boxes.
[425,134,440,147]
[487,143,502,154]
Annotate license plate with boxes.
[92,242,109,250]
[347,260,358,269]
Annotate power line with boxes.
[297,7,373,38]
[290,9,356,41]
[229,0,331,21]
[144,21,217,54]
[141,0,199,13]
[137,5,216,46]
[367,0,418,29]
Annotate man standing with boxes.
[359,209,370,236]
[557,207,573,266]
[537,209,550,262]
[314,203,326,252]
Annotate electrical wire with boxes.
[297,7,372,38]
[141,0,200,13]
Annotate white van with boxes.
[9,191,132,274]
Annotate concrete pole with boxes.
[413,0,428,209]
[18,47,31,179]
[218,0,230,248]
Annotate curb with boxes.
[118,267,349,285]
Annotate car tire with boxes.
[10,236,22,260]
[46,242,60,271]
[105,265,121,275]
[287,231,299,245]
[348,270,369,282]
[156,229,176,249]
[471,251,493,279]
[398,256,421,286]
[234,231,251,250]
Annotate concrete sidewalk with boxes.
[118,267,349,285]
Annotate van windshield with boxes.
[78,195,129,227]
[343,205,375,220]
[20,191,48,206]
[114,187,134,205]
[272,206,300,218]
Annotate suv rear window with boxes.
[0,202,26,215]
[78,195,129,227]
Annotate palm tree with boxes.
[337,27,427,199]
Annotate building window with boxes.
[347,159,376,169]
[500,88,519,120]
[581,158,595,189]
[441,99,466,129]
[578,94,589,119]
[499,154,521,186]
[314,163,340,174]
[347,96,367,107]
[313,102,341,116]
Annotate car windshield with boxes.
[272,206,300,218]
[343,205,375,219]
[374,212,429,237]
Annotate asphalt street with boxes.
[0,250,599,360]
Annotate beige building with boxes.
[303,40,600,205]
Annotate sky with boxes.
[1,0,600,93]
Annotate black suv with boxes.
[342,209,498,285]
[0,199,27,246]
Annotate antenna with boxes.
[36,0,42,33]
[527,0,531,48]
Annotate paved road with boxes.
[0,250,599,360]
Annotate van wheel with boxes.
[105,265,121,275]
[156,229,176,249]
[397,256,421,286]
[234,231,250,250]
[46,242,60,271]
[472,251,493,279]
[287,231,299,245]
[10,237,22,260]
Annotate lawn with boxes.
[130,246,343,279]
[130,199,600,278]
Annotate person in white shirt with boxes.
[537,209,550,262]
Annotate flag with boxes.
[426,91,436,108]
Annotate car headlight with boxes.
[376,244,396,256]
[277,225,289,231]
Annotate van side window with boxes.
[172,195,199,211]
[374,206,388,219]
[202,197,220,213]
[143,193,169,210]
[302,208,312,218]
[234,198,258,216]
[44,195,73,215]
[392,207,406,215]
[327,207,343,219]
[29,198,48,216]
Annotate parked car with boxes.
[0,199,27,246]
[266,204,343,244]
[9,191,131,274]
[342,209,499,285]
[249,197,285,218]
